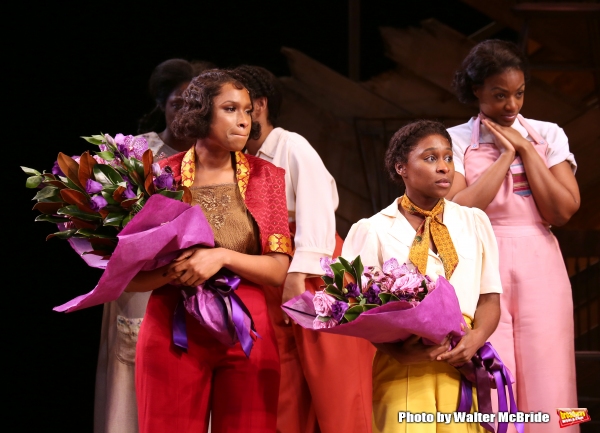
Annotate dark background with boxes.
[8,1,504,430]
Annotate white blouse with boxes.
[256,127,339,275]
[447,116,577,176]
[341,199,502,318]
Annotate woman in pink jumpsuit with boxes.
[447,40,581,433]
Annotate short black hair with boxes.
[230,65,283,126]
[385,120,452,184]
[452,39,530,104]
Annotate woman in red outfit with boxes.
[126,70,293,433]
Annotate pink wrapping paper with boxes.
[54,194,214,312]
[282,276,465,344]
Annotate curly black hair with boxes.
[172,69,261,140]
[385,120,453,184]
[230,65,283,126]
[137,59,195,134]
[452,40,530,104]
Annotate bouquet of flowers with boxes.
[21,133,189,260]
[313,256,436,329]
[22,134,259,357]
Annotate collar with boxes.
[256,127,284,159]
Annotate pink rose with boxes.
[313,317,339,329]
[389,263,410,279]
[391,271,424,295]
[313,291,336,316]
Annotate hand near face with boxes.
[165,246,226,287]
[483,118,530,153]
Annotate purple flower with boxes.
[126,136,148,159]
[383,258,401,274]
[72,155,81,164]
[320,257,337,278]
[51,160,64,176]
[154,171,175,190]
[344,282,360,298]
[85,179,103,194]
[151,162,162,177]
[89,195,108,211]
[104,134,116,146]
[114,133,126,145]
[312,317,338,329]
[313,291,335,316]
[391,271,425,296]
[117,143,131,158]
[365,284,382,305]
[92,155,106,164]
[330,301,349,322]
[122,186,136,199]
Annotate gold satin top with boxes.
[190,183,260,255]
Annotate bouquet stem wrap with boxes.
[173,271,260,358]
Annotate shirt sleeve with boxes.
[473,209,503,295]
[287,135,340,275]
[544,124,577,173]
[448,130,467,176]
[340,219,383,269]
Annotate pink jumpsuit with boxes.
[463,115,578,433]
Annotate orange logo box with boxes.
[556,408,591,428]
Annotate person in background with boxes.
[343,120,502,433]
[94,58,207,433]
[130,69,292,433]
[447,40,580,433]
[232,64,376,433]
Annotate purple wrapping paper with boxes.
[282,276,465,344]
[54,194,215,312]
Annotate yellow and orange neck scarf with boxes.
[400,195,458,279]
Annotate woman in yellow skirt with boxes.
[342,120,503,433]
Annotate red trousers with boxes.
[264,234,376,433]
[136,282,280,433]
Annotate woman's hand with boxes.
[482,118,519,155]
[436,324,486,367]
[281,272,308,324]
[374,334,451,365]
[165,247,226,287]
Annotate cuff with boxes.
[288,249,332,275]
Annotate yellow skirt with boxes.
[372,318,485,433]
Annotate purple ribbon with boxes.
[171,271,259,358]
[457,342,524,433]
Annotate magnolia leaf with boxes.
[338,256,355,276]
[26,176,43,189]
[63,176,85,193]
[342,270,356,287]
[362,304,379,311]
[121,212,134,227]
[81,136,104,145]
[100,190,118,205]
[93,164,124,185]
[35,214,70,223]
[42,173,57,181]
[45,180,68,189]
[33,202,65,214]
[57,153,83,189]
[46,229,78,240]
[321,275,334,285]
[21,166,42,176]
[76,228,118,240]
[379,293,393,304]
[157,189,184,200]
[70,217,99,230]
[103,212,125,227]
[78,151,97,188]
[120,197,139,210]
[330,262,345,290]
[324,286,347,301]
[33,186,60,201]
[178,185,192,204]
[351,255,364,282]
[96,151,115,161]
[91,134,105,141]
[60,188,89,205]
[111,186,126,203]
[343,305,364,322]
[90,237,117,249]
[57,205,102,221]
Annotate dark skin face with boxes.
[396,134,455,211]
[473,68,525,127]
[163,81,190,131]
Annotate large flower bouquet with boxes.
[283,255,521,433]
[22,134,259,357]
[22,133,188,259]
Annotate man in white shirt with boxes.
[232,65,375,433]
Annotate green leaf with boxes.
[337,256,357,280]
[93,164,124,185]
[64,177,85,194]
[50,229,79,239]
[321,275,334,285]
[343,305,364,322]
[96,151,115,161]
[57,205,103,221]
[35,214,70,223]
[33,186,60,201]
[26,176,44,188]
[157,189,184,200]
[103,212,125,227]
[324,285,347,301]
[76,228,118,239]
[21,166,42,176]
[330,262,345,290]
[121,212,134,227]
[91,134,105,141]
[81,136,104,145]
[351,255,364,282]
[101,190,118,205]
